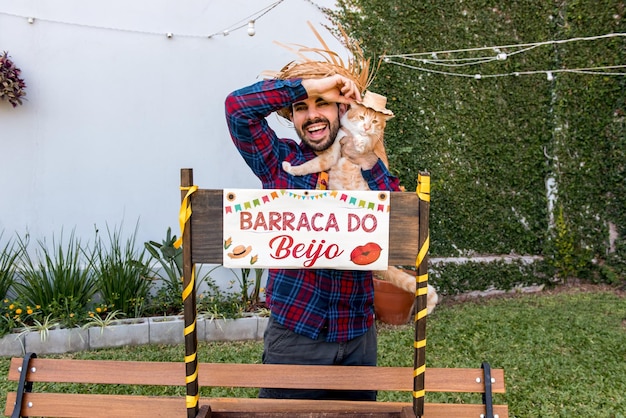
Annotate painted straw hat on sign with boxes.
[227,244,252,259]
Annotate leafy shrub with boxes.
[144,227,220,316]
[14,231,97,327]
[228,268,264,310]
[197,284,246,320]
[544,206,592,283]
[598,237,626,287]
[0,233,19,301]
[0,299,41,336]
[92,224,152,318]
[429,258,554,296]
[145,228,183,292]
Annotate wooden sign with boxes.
[223,189,390,270]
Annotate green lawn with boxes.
[1,286,624,417]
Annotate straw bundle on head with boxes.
[265,22,376,119]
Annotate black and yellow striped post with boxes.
[413,172,430,417]
[177,169,200,418]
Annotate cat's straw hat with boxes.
[358,91,394,117]
[266,22,376,120]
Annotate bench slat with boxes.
[5,393,509,418]
[8,358,185,386]
[8,358,505,393]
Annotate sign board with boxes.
[223,189,390,269]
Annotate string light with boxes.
[207,0,283,39]
[381,33,626,79]
[0,0,285,40]
[383,33,625,61]
[385,59,626,79]
[4,5,621,79]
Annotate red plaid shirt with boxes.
[225,79,400,342]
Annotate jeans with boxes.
[258,316,377,401]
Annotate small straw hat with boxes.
[358,91,394,117]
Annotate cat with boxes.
[283,100,390,190]
[282,91,439,314]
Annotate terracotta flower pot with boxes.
[373,277,414,325]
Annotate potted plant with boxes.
[0,51,26,107]
[372,275,415,325]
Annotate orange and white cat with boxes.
[283,91,438,314]
[283,99,390,190]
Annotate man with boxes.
[225,63,401,401]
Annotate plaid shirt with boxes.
[225,79,400,342]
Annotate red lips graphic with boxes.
[350,242,382,265]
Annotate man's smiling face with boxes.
[291,96,345,152]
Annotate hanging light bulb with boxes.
[247,20,256,37]
[547,71,554,81]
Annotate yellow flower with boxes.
[70,313,75,318]
[96,307,102,313]
[9,304,14,310]
[89,312,94,318]
[15,308,22,315]
[36,305,41,309]
[27,309,33,315]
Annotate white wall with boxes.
[0,0,342,253]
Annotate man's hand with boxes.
[301,75,362,104]
[340,136,378,170]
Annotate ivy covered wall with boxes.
[330,1,625,291]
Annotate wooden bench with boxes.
[5,354,507,417]
[4,168,509,418]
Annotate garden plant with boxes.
[0,225,265,339]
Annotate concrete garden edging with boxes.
[0,315,268,356]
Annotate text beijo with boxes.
[240,211,378,267]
